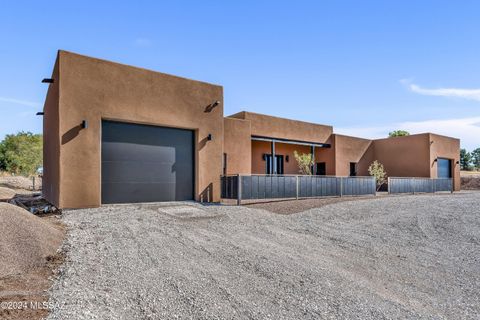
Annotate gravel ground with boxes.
[48,192,480,319]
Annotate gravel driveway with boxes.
[48,192,480,319]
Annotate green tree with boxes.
[471,148,480,170]
[293,150,314,175]
[460,148,472,171]
[0,132,43,175]
[368,160,387,191]
[388,130,410,137]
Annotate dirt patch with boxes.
[0,203,65,320]
[0,187,16,201]
[242,195,378,214]
[0,175,41,192]
[461,176,480,190]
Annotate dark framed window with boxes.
[349,162,357,176]
[316,162,326,175]
[223,153,227,175]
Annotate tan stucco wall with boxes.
[315,136,336,175]
[372,134,431,179]
[223,117,251,175]
[52,51,223,208]
[42,55,61,206]
[333,134,374,176]
[230,111,332,143]
[429,133,461,191]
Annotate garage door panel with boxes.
[102,143,177,162]
[101,161,177,183]
[101,120,194,203]
[102,182,177,203]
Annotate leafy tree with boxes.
[388,130,410,137]
[0,132,43,176]
[368,160,387,191]
[293,150,314,175]
[471,148,480,170]
[460,148,472,171]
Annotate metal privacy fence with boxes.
[221,175,376,204]
[388,177,453,194]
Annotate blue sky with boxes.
[1,1,479,149]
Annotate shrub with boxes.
[368,160,387,191]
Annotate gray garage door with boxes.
[437,158,452,178]
[101,120,194,204]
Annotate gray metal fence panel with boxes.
[389,177,452,194]
[222,175,376,200]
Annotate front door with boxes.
[266,154,284,174]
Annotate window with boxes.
[349,162,357,176]
[265,154,284,174]
[223,153,227,175]
[316,162,326,175]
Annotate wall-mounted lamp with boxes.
[81,120,88,129]
[262,154,266,161]
[42,78,54,83]
[433,158,438,162]
[456,160,460,165]
[286,155,289,162]
[207,134,213,141]
[204,100,220,113]
[36,112,44,116]
[430,141,434,145]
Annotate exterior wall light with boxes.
[286,155,289,162]
[36,112,44,116]
[42,78,54,83]
[81,120,88,129]
[207,134,213,141]
[433,158,438,162]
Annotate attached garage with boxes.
[101,120,194,204]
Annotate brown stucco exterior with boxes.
[223,113,460,191]
[230,111,333,143]
[43,51,223,208]
[223,117,251,175]
[42,51,461,208]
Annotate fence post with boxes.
[412,178,415,195]
[387,177,390,194]
[237,174,242,206]
[433,178,436,193]
[340,177,343,197]
[296,175,299,200]
[32,176,36,191]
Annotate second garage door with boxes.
[101,120,194,204]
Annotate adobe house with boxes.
[42,51,460,209]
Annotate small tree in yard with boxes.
[293,150,314,175]
[368,160,387,191]
[471,148,480,170]
[460,148,472,171]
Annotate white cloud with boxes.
[133,38,152,47]
[336,116,480,150]
[400,79,480,102]
[0,96,40,108]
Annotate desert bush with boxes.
[368,160,387,190]
[293,151,314,175]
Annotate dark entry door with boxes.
[101,120,194,204]
[265,154,284,174]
